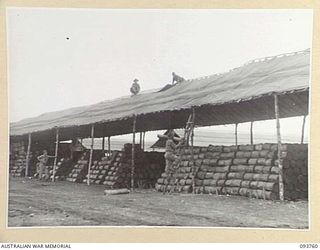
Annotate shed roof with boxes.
[10,49,310,141]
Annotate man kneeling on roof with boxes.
[172,72,185,85]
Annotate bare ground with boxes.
[8,177,308,228]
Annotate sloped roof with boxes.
[10,49,310,140]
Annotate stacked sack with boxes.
[103,150,131,189]
[66,152,89,183]
[48,158,73,181]
[119,144,165,189]
[83,152,117,185]
[122,144,150,188]
[90,152,119,184]
[136,152,165,188]
[281,144,308,200]
[155,143,308,200]
[10,152,29,177]
[102,145,165,189]
[83,160,100,184]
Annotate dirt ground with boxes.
[8,177,308,228]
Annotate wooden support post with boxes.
[52,128,59,182]
[274,94,284,201]
[25,133,32,177]
[108,136,111,157]
[131,116,136,191]
[87,124,95,186]
[235,123,238,146]
[102,137,105,154]
[301,115,306,144]
[139,132,142,149]
[70,139,75,161]
[250,121,254,145]
[190,108,196,194]
[142,132,146,151]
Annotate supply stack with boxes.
[66,151,89,183]
[155,143,308,200]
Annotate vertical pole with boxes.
[80,138,83,144]
[250,121,254,145]
[25,133,32,177]
[102,137,105,154]
[52,128,59,182]
[131,116,136,191]
[70,139,74,161]
[139,132,142,149]
[87,124,95,186]
[142,132,146,151]
[235,123,238,146]
[191,108,196,194]
[274,94,284,201]
[301,115,306,144]
[108,136,111,157]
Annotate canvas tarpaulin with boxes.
[10,49,310,140]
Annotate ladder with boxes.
[183,111,195,146]
[168,109,196,193]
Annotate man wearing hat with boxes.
[159,130,185,193]
[37,150,55,181]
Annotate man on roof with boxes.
[172,72,185,85]
[130,78,141,96]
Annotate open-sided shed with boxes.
[9,49,311,199]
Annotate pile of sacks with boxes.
[136,152,165,188]
[83,152,118,185]
[155,143,308,200]
[48,158,72,181]
[103,144,165,189]
[103,150,131,189]
[281,144,308,200]
[66,152,89,183]
[10,151,30,177]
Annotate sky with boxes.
[7,8,313,143]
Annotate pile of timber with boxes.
[66,152,89,183]
[155,143,308,200]
[48,158,72,181]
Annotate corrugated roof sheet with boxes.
[10,49,310,137]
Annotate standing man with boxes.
[37,150,55,181]
[160,130,185,194]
